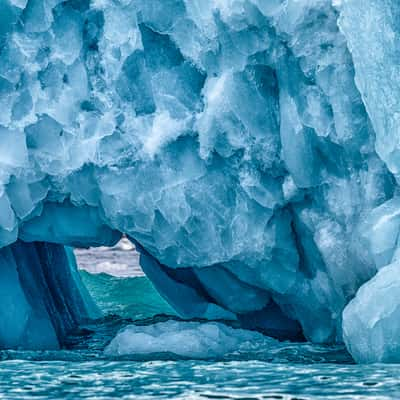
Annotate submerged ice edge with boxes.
[1,0,400,363]
[103,319,353,363]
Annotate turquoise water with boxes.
[1,266,399,399]
[79,270,178,320]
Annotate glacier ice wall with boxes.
[1,0,400,360]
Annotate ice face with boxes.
[342,261,400,364]
[105,320,277,359]
[0,0,400,361]
[338,0,400,180]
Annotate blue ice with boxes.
[0,0,400,362]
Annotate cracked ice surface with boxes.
[1,0,400,361]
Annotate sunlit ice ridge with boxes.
[0,0,399,364]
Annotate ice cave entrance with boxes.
[0,238,176,351]
[0,236,306,351]
[74,238,178,321]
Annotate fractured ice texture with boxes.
[0,0,399,361]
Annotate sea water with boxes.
[0,242,399,399]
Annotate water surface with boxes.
[1,356,399,399]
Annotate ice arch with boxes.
[2,0,400,362]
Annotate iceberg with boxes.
[0,0,400,362]
[105,320,277,359]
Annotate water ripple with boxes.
[1,360,400,399]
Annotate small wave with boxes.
[79,270,177,320]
